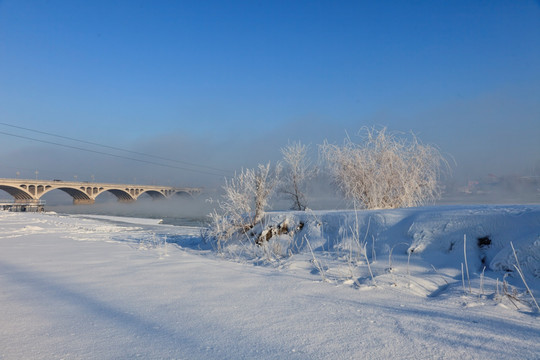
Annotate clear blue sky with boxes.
[0,0,539,186]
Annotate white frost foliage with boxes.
[321,127,448,209]
[208,163,281,244]
[279,142,316,211]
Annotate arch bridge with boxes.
[0,178,201,205]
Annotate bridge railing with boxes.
[0,200,46,212]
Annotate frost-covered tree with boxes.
[321,127,448,209]
[208,162,281,243]
[251,162,280,224]
[279,142,316,211]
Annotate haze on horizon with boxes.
[0,1,539,206]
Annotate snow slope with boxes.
[0,206,539,359]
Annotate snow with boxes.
[72,214,166,226]
[1,206,539,359]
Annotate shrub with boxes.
[278,142,316,211]
[321,127,448,209]
[208,163,280,246]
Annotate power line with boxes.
[0,161,76,178]
[0,130,229,178]
[0,122,231,175]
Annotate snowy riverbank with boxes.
[1,206,539,359]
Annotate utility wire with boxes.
[0,161,74,178]
[0,130,228,178]
[0,122,231,175]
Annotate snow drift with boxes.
[1,205,539,359]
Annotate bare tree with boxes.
[208,162,280,243]
[279,142,315,210]
[321,127,448,209]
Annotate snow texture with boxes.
[1,206,539,359]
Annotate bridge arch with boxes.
[0,185,35,201]
[97,189,136,203]
[50,187,94,204]
[138,190,167,200]
[172,190,196,198]
[39,187,138,204]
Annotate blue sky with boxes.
[0,1,539,186]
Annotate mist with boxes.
[43,193,215,227]
[1,96,539,218]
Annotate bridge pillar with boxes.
[73,199,95,205]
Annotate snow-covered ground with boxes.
[1,206,539,359]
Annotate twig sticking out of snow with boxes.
[431,264,449,285]
[305,235,327,282]
[463,234,471,294]
[363,242,376,286]
[480,266,486,296]
[502,274,520,310]
[510,242,540,312]
[461,263,465,293]
[407,250,412,288]
[388,242,409,271]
